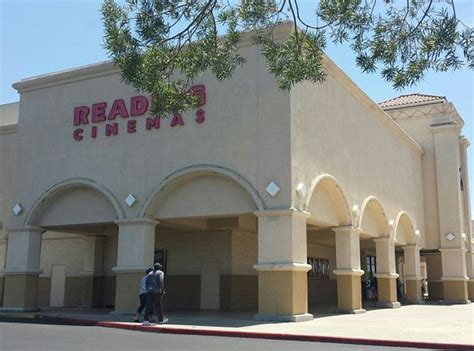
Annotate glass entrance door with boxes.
[365,255,377,301]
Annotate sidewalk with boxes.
[1,303,473,349]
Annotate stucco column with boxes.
[2,226,45,311]
[403,245,423,303]
[466,245,474,300]
[440,247,469,303]
[80,235,105,307]
[333,226,365,314]
[432,124,469,303]
[253,209,313,322]
[374,237,400,308]
[113,219,158,314]
[460,137,474,300]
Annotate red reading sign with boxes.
[72,85,206,141]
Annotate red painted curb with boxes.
[34,315,474,350]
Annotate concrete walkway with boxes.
[1,303,473,349]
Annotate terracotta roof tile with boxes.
[379,93,446,109]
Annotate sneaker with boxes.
[160,317,169,324]
[142,320,151,326]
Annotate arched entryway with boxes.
[358,196,392,309]
[305,174,360,314]
[2,178,123,310]
[114,165,264,314]
[393,212,423,304]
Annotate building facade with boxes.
[0,27,472,321]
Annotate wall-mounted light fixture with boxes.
[296,183,307,198]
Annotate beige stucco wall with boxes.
[0,102,18,126]
[230,230,258,275]
[155,230,232,275]
[23,229,117,307]
[290,61,425,243]
[39,232,85,276]
[386,105,464,249]
[8,41,293,230]
[38,229,117,276]
[0,102,19,276]
[155,228,258,309]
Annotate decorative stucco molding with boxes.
[386,102,464,127]
[24,177,126,225]
[0,124,17,135]
[304,174,352,226]
[139,164,266,218]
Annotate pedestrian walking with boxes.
[133,267,153,322]
[143,262,168,325]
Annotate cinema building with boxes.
[0,28,472,321]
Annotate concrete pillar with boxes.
[333,226,365,314]
[403,245,422,303]
[80,235,105,307]
[432,124,469,303]
[2,226,45,311]
[440,247,470,303]
[374,237,400,308]
[460,137,474,300]
[466,247,474,300]
[113,219,158,314]
[253,209,312,322]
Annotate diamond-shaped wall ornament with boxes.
[12,203,23,216]
[296,183,307,198]
[125,194,137,207]
[266,181,281,197]
[446,232,455,241]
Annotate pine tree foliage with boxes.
[101,0,473,116]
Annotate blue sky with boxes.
[1,0,473,218]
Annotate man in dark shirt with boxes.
[143,263,168,325]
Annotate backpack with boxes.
[145,272,158,292]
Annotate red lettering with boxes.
[108,99,129,120]
[92,102,107,122]
[170,113,184,127]
[196,109,205,123]
[73,106,89,126]
[127,120,137,133]
[146,117,161,130]
[91,126,97,139]
[73,128,83,141]
[130,96,149,116]
[189,85,206,106]
[105,123,119,136]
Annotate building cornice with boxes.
[11,23,294,95]
[430,122,462,134]
[12,61,119,94]
[385,102,464,127]
[322,56,424,156]
[0,123,17,135]
[382,99,446,111]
